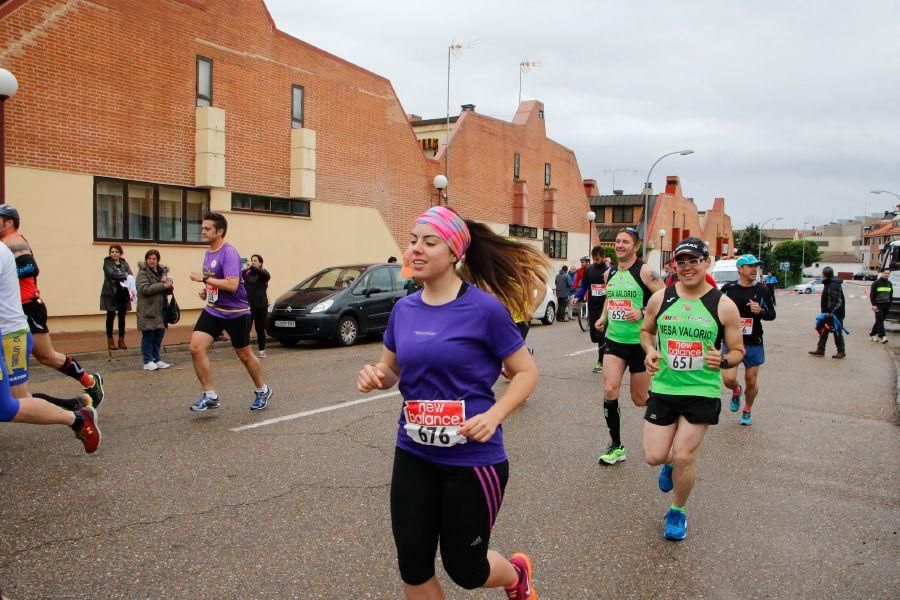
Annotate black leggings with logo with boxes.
[390,447,509,589]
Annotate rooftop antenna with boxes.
[518,58,541,104]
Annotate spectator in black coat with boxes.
[809,267,846,358]
[242,254,271,357]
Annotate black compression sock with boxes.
[34,392,81,411]
[58,356,86,381]
[604,398,621,447]
[70,411,84,432]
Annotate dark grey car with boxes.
[267,263,416,346]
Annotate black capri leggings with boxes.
[105,288,129,338]
[390,447,509,589]
[250,306,268,351]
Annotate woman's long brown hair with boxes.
[457,219,550,320]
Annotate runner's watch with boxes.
[720,356,730,369]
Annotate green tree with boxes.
[734,224,773,264]
[772,240,821,285]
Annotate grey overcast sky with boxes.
[265,0,900,230]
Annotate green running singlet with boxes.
[652,286,724,398]
[605,260,650,345]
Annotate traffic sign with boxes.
[779,261,790,270]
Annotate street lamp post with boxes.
[445,43,462,204]
[658,229,666,272]
[642,150,694,258]
[586,210,596,257]
[0,69,19,204]
[800,221,809,282]
[433,174,448,206]
[758,217,783,278]
[871,190,900,200]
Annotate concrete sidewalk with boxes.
[46,325,269,367]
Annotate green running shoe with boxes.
[592,361,603,373]
[598,444,626,465]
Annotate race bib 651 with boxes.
[666,339,704,371]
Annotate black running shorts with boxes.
[390,447,509,589]
[605,338,646,373]
[644,392,721,426]
[194,311,251,349]
[22,299,49,335]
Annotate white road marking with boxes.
[565,347,597,357]
[231,390,401,432]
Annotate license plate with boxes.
[274,320,296,328]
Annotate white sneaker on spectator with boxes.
[258,350,267,358]
[143,361,159,371]
[156,360,171,369]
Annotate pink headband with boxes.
[415,206,471,260]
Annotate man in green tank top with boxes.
[595,227,665,465]
[640,238,745,541]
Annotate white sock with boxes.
[255,385,268,394]
[204,390,218,399]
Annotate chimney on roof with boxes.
[461,104,475,112]
[583,179,599,196]
[613,190,624,195]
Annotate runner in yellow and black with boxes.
[640,238,744,540]
[594,227,664,465]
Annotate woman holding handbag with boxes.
[136,249,174,371]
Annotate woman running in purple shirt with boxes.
[357,206,547,599]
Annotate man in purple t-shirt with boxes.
[188,212,272,412]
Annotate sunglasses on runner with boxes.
[674,257,703,267]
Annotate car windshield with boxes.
[292,267,365,291]
[713,270,739,284]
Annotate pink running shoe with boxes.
[505,553,537,599]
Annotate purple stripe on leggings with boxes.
[473,466,496,530]
[487,466,504,512]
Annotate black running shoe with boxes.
[84,372,105,409]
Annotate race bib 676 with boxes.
[403,400,467,447]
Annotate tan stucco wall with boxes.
[7,166,402,332]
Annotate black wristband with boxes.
[202,275,209,284]
[720,356,730,369]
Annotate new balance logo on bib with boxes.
[403,400,467,447]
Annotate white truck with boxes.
[878,240,900,321]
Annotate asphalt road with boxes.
[1,283,898,599]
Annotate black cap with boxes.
[0,204,19,227]
[673,237,709,258]
[0,204,19,220]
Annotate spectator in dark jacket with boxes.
[809,267,846,358]
[554,265,572,321]
[136,249,173,371]
[100,244,132,350]
[242,254,271,357]
[869,269,893,343]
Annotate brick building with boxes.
[0,0,592,330]
[588,176,734,270]
[412,101,594,267]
